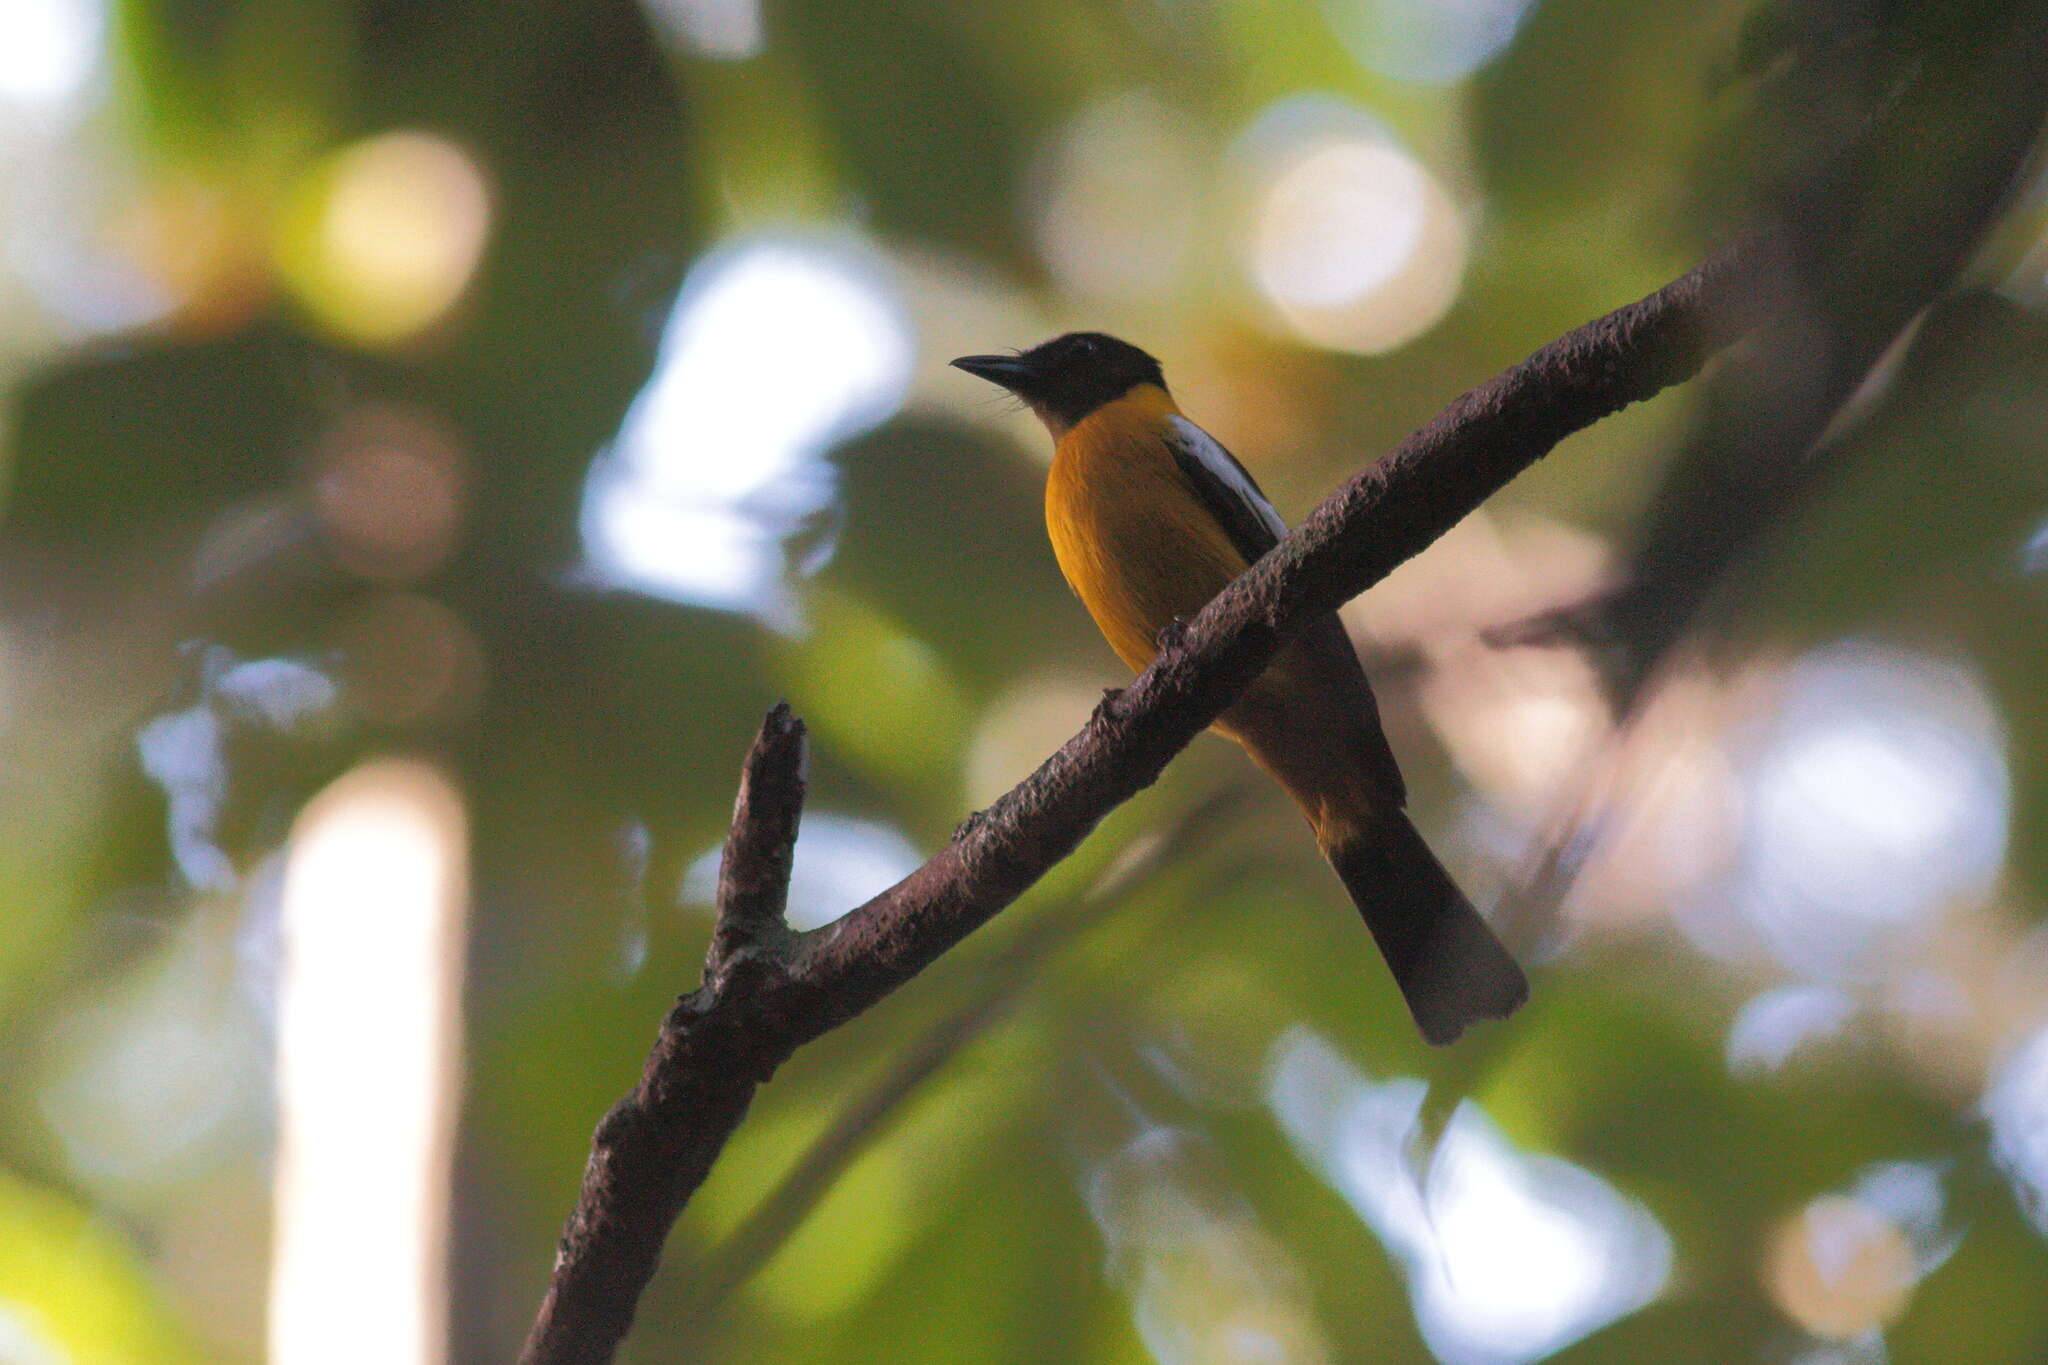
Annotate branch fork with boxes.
[521,706,812,1365]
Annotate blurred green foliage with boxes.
[2,0,2047,1362]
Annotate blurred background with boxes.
[3,0,2047,1361]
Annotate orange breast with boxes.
[1045,385,1400,831]
[1044,385,1249,673]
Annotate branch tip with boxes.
[711,705,809,961]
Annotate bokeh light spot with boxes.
[0,1306,64,1365]
[310,404,468,584]
[642,0,763,60]
[277,131,491,347]
[1032,91,1200,303]
[333,593,486,726]
[6,140,179,336]
[0,0,100,108]
[1766,1196,1917,1339]
[37,909,270,1196]
[1268,1031,1669,1365]
[581,236,913,622]
[136,650,338,892]
[271,761,468,1365]
[1984,1024,2048,1238]
[1258,142,1425,309]
[1729,644,2008,981]
[1241,100,1466,354]
[1727,983,1856,1075]
[1087,1127,1335,1365]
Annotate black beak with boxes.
[950,353,1036,392]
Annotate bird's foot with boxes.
[1155,614,1194,651]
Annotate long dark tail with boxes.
[1323,812,1528,1045]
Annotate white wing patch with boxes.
[1168,414,1287,541]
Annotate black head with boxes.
[951,332,1167,429]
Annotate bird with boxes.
[953,332,1527,1044]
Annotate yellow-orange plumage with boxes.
[1046,385,1242,672]
[955,332,1526,1043]
[1047,384,1389,844]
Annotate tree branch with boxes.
[519,229,1781,1364]
[669,790,1250,1338]
[704,702,806,977]
[521,705,807,1365]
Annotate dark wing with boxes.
[1164,414,1286,564]
[1165,415,1408,804]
